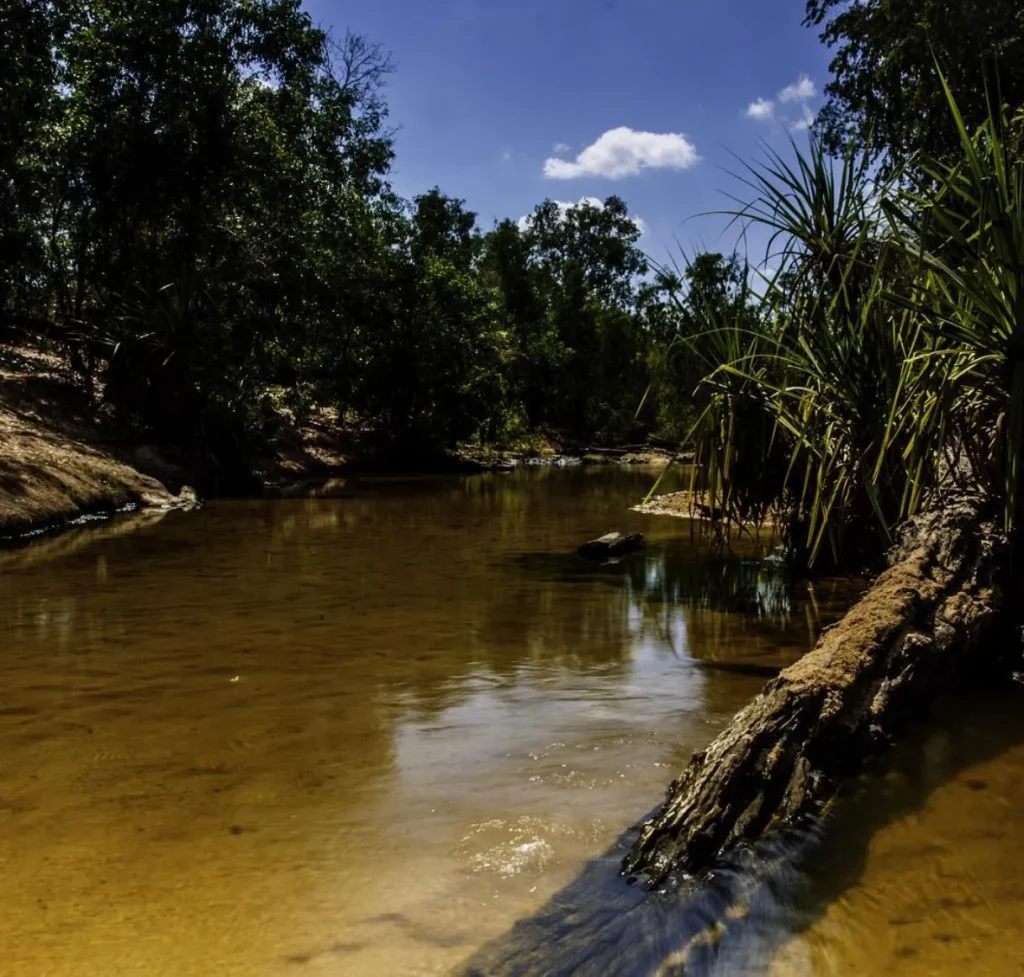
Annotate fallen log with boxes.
[622,491,1006,885]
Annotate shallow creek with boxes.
[0,467,1021,976]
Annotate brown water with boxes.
[0,467,1021,977]
[769,691,1024,977]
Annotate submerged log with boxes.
[623,492,1006,885]
[578,532,645,561]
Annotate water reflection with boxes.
[0,468,896,977]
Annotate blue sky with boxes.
[304,0,833,268]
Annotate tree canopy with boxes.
[807,0,1024,170]
[0,1,680,474]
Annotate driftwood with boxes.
[623,492,1006,884]
[578,532,645,561]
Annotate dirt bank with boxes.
[631,488,699,517]
[632,489,778,537]
[0,342,195,540]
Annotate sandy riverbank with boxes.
[0,342,194,540]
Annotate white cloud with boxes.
[517,196,647,237]
[748,264,779,297]
[552,142,571,154]
[778,75,816,104]
[746,98,775,121]
[745,76,817,127]
[543,126,698,180]
[791,105,816,132]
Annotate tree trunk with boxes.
[622,491,1006,885]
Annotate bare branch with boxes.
[327,30,395,114]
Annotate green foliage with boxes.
[1,0,401,471]
[0,0,56,330]
[482,197,653,444]
[807,0,1024,172]
[658,134,943,565]
[882,78,1024,533]
[658,87,1024,568]
[643,253,752,442]
[630,0,1024,568]
[350,190,507,455]
[644,252,790,538]
[1,2,661,472]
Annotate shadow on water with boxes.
[454,683,1024,977]
[453,807,823,977]
[790,682,1024,925]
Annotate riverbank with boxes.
[632,489,779,535]
[454,440,683,473]
[0,343,199,540]
[631,489,704,519]
[0,338,685,541]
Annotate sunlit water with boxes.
[0,467,1021,976]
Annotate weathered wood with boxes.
[577,532,645,561]
[623,492,1006,884]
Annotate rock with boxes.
[140,484,201,511]
[174,485,201,509]
[577,532,645,561]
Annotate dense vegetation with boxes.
[0,0,682,480]
[666,1,1024,569]
[808,0,1024,172]
[4,0,1024,569]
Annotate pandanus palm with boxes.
[883,78,1024,534]
[697,136,927,564]
[655,83,1024,567]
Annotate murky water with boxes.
[0,467,1021,976]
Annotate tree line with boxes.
[0,0,710,478]
[4,0,1024,519]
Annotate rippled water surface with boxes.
[0,467,1021,976]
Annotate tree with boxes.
[526,195,647,308]
[513,196,650,441]
[11,1,396,473]
[646,253,753,439]
[0,0,56,333]
[807,0,1024,170]
[352,190,506,454]
[1,3,662,466]
[479,219,551,431]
